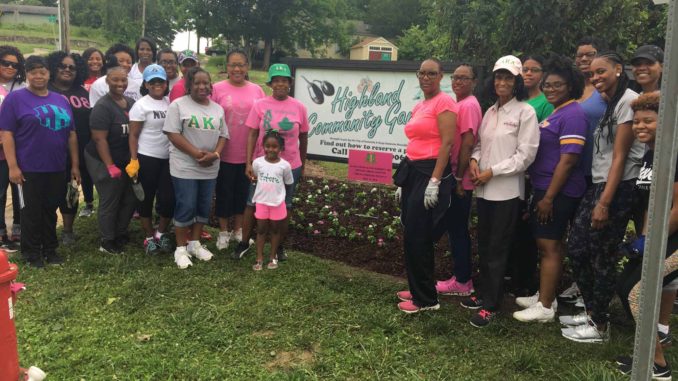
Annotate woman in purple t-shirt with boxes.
[513,56,588,323]
[0,56,80,267]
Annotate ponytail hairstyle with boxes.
[593,51,630,153]
[263,128,285,151]
[184,66,211,95]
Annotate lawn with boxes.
[9,196,660,380]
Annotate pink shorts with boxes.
[255,203,287,221]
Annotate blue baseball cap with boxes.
[143,64,167,82]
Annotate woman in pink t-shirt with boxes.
[394,58,457,314]
[211,50,265,254]
[240,63,309,261]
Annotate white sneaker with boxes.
[559,282,580,301]
[216,231,231,250]
[561,321,609,343]
[233,229,242,242]
[515,291,558,310]
[513,302,555,323]
[574,296,585,308]
[188,242,213,261]
[516,292,539,308]
[559,311,589,326]
[174,247,192,269]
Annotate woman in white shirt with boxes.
[464,55,539,328]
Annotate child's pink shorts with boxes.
[255,203,287,221]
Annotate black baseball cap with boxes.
[631,45,664,65]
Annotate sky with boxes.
[171,30,210,53]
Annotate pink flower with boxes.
[377,238,385,247]
[313,230,320,235]
[318,220,325,225]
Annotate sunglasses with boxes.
[58,63,77,71]
[0,60,19,70]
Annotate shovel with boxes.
[131,175,145,201]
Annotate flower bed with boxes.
[287,176,461,278]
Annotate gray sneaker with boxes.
[61,232,76,246]
[158,234,173,253]
[79,204,94,217]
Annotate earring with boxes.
[616,73,620,77]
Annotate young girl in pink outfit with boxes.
[251,130,293,271]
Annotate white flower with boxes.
[370,187,378,193]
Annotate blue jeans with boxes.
[445,190,473,283]
[171,177,216,227]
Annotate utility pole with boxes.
[141,0,146,37]
[59,0,70,52]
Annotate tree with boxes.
[363,0,425,38]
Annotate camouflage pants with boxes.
[566,180,636,325]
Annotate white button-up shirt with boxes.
[471,97,539,201]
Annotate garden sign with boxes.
[286,59,456,166]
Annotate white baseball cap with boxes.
[493,55,522,76]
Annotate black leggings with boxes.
[0,160,20,234]
[137,154,174,219]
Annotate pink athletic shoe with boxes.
[436,277,474,296]
[396,290,412,302]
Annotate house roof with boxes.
[351,37,396,49]
[0,4,58,16]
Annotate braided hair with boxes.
[263,129,285,152]
[593,51,630,153]
[0,45,25,90]
[47,50,88,88]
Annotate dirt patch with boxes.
[265,350,315,371]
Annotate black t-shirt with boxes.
[48,83,92,145]
[635,149,678,206]
[86,93,134,168]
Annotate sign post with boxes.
[632,0,678,379]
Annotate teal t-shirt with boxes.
[527,92,554,123]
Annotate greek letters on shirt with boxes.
[153,110,166,119]
[186,115,218,130]
[59,93,90,110]
[33,104,72,131]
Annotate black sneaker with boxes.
[470,309,496,328]
[115,234,130,247]
[659,330,673,347]
[23,253,44,268]
[460,296,483,310]
[44,251,64,265]
[618,359,672,381]
[615,355,631,367]
[100,239,123,254]
[1,234,19,252]
[277,247,288,261]
[232,241,250,260]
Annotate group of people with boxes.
[0,34,674,377]
[396,38,674,379]
[0,38,309,274]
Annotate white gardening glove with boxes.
[424,178,440,209]
[395,187,402,203]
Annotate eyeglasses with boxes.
[542,82,567,91]
[416,71,440,79]
[451,75,473,82]
[159,60,177,66]
[227,63,247,69]
[0,59,19,70]
[575,51,597,59]
[522,67,542,74]
[58,63,76,71]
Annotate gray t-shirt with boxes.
[591,88,644,183]
[163,96,229,179]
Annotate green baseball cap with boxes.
[267,63,292,83]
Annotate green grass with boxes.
[0,23,111,54]
[10,208,660,380]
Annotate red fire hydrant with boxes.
[0,249,20,381]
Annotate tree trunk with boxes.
[263,37,272,70]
